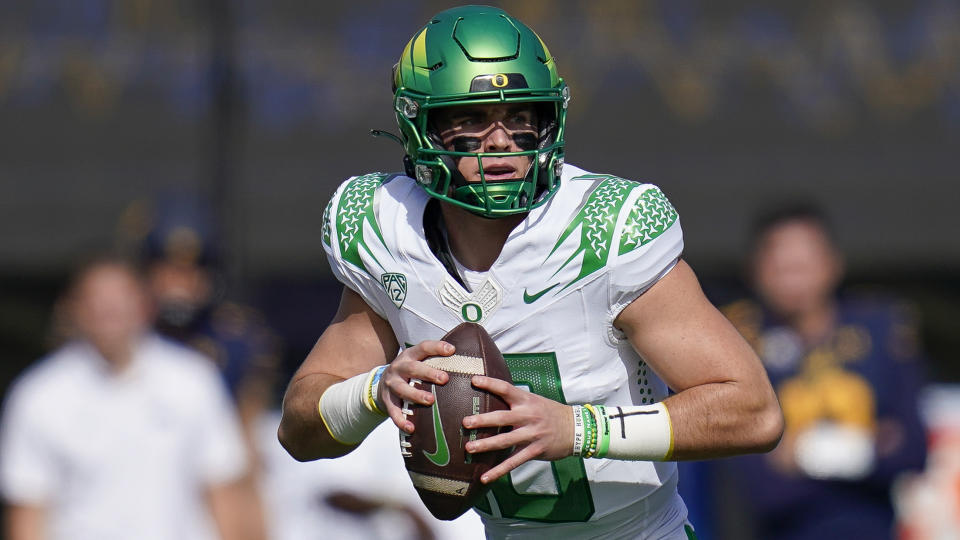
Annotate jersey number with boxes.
[474,352,595,522]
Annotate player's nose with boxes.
[483,123,514,152]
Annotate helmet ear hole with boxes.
[536,103,558,148]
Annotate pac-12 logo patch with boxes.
[381,273,408,308]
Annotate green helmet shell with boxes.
[393,5,569,218]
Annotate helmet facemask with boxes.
[417,98,564,217]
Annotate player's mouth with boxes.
[478,163,519,181]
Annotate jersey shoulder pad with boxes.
[616,183,679,256]
[322,172,397,276]
[542,171,678,291]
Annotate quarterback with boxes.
[279,6,783,538]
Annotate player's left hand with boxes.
[462,375,573,484]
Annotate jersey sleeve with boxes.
[607,184,684,322]
[321,174,397,319]
[0,378,57,504]
[188,357,249,486]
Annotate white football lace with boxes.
[398,378,422,458]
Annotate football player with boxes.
[279,6,783,538]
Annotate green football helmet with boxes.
[392,5,569,218]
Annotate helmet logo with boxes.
[469,73,528,92]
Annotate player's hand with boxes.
[462,375,574,483]
[378,340,452,434]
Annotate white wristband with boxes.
[602,402,675,461]
[571,405,585,457]
[318,367,388,445]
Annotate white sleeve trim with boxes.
[606,257,680,346]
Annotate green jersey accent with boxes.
[335,173,391,276]
[475,352,595,522]
[423,385,450,466]
[522,283,560,304]
[618,187,678,255]
[321,197,334,248]
[547,175,635,292]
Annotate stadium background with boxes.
[0,0,958,538]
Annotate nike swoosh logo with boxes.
[423,385,450,467]
[522,283,560,304]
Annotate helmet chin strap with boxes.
[517,156,544,208]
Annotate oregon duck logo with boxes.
[438,278,502,323]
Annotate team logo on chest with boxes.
[381,273,408,308]
[438,278,502,323]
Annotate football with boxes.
[400,322,513,520]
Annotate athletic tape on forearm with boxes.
[318,367,388,445]
[598,402,674,461]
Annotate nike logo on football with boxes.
[423,385,450,467]
[522,284,559,304]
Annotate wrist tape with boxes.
[318,366,388,445]
[602,402,674,460]
[575,402,674,461]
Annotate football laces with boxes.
[398,378,422,457]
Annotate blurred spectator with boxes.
[719,204,928,540]
[123,196,281,427]
[0,256,257,540]
[892,384,960,539]
[121,196,279,537]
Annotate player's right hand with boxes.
[378,340,452,434]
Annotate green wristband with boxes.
[596,405,611,458]
[584,404,601,458]
[581,406,595,458]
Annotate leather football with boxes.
[400,322,513,520]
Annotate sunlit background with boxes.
[1,1,959,538]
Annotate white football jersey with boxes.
[322,164,685,531]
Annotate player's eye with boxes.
[451,136,482,152]
[511,132,538,151]
[455,114,484,127]
[510,114,534,127]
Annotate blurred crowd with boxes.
[0,0,958,132]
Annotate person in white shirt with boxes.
[0,257,256,540]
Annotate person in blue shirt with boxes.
[721,203,927,540]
